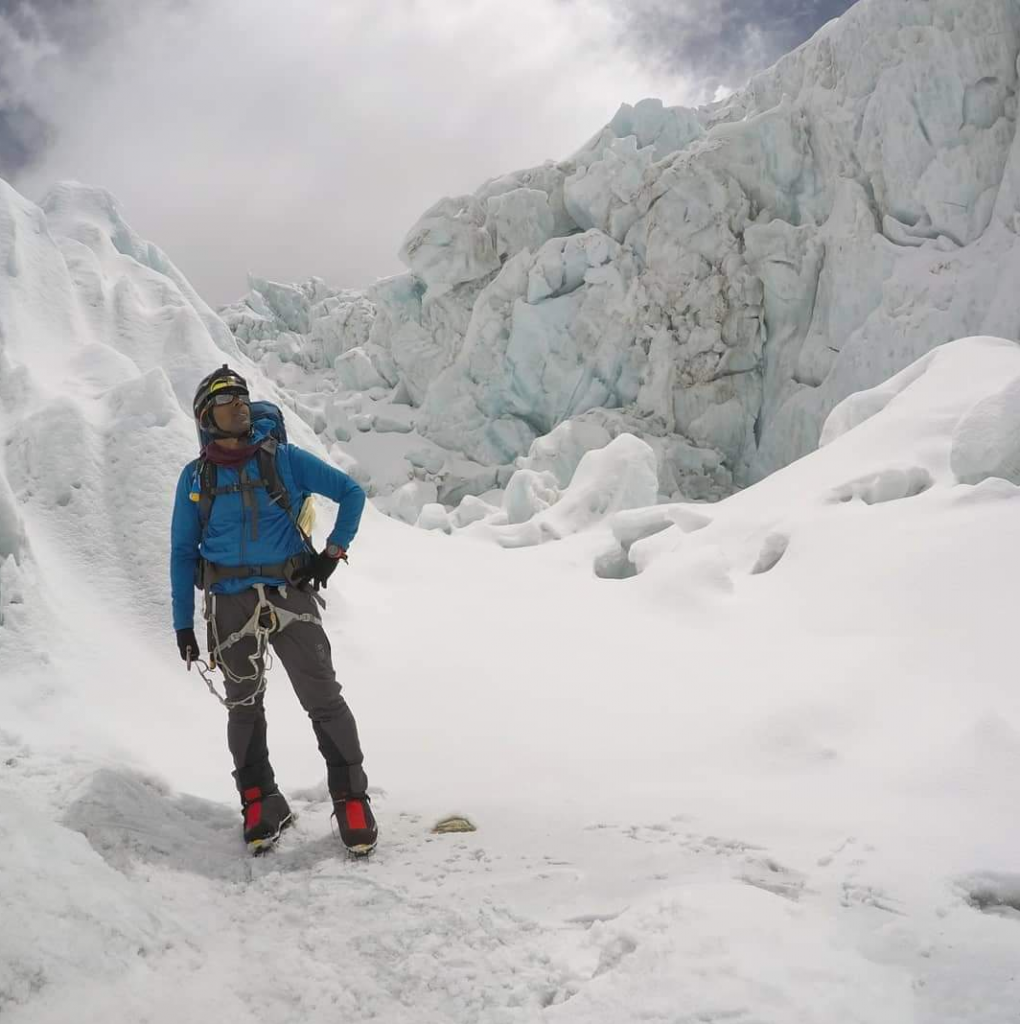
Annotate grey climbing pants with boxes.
[209,584,368,798]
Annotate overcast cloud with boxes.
[0,0,855,305]
[610,0,855,93]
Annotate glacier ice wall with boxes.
[223,0,1020,503]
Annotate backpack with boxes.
[193,400,315,549]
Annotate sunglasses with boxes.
[210,391,249,407]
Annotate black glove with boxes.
[292,548,345,590]
[176,628,199,663]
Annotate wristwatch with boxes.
[325,542,346,560]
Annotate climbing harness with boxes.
[188,583,322,710]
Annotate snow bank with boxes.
[599,336,1020,597]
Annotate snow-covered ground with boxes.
[3,168,1020,1022]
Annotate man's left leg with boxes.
[267,586,377,852]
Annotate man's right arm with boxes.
[170,464,201,631]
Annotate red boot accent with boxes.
[243,787,262,830]
[346,800,368,831]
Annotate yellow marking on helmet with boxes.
[209,379,238,394]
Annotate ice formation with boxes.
[221,0,1020,528]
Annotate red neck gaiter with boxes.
[203,440,260,469]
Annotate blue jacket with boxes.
[170,421,365,630]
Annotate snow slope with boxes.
[3,176,1020,1021]
[223,0,1020,528]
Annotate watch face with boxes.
[326,543,341,557]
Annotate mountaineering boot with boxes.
[241,786,293,854]
[331,793,377,856]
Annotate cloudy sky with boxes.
[0,0,855,305]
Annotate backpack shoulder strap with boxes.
[258,440,315,551]
[197,458,217,534]
[257,438,290,511]
[194,444,311,555]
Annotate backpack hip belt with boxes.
[197,552,311,590]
